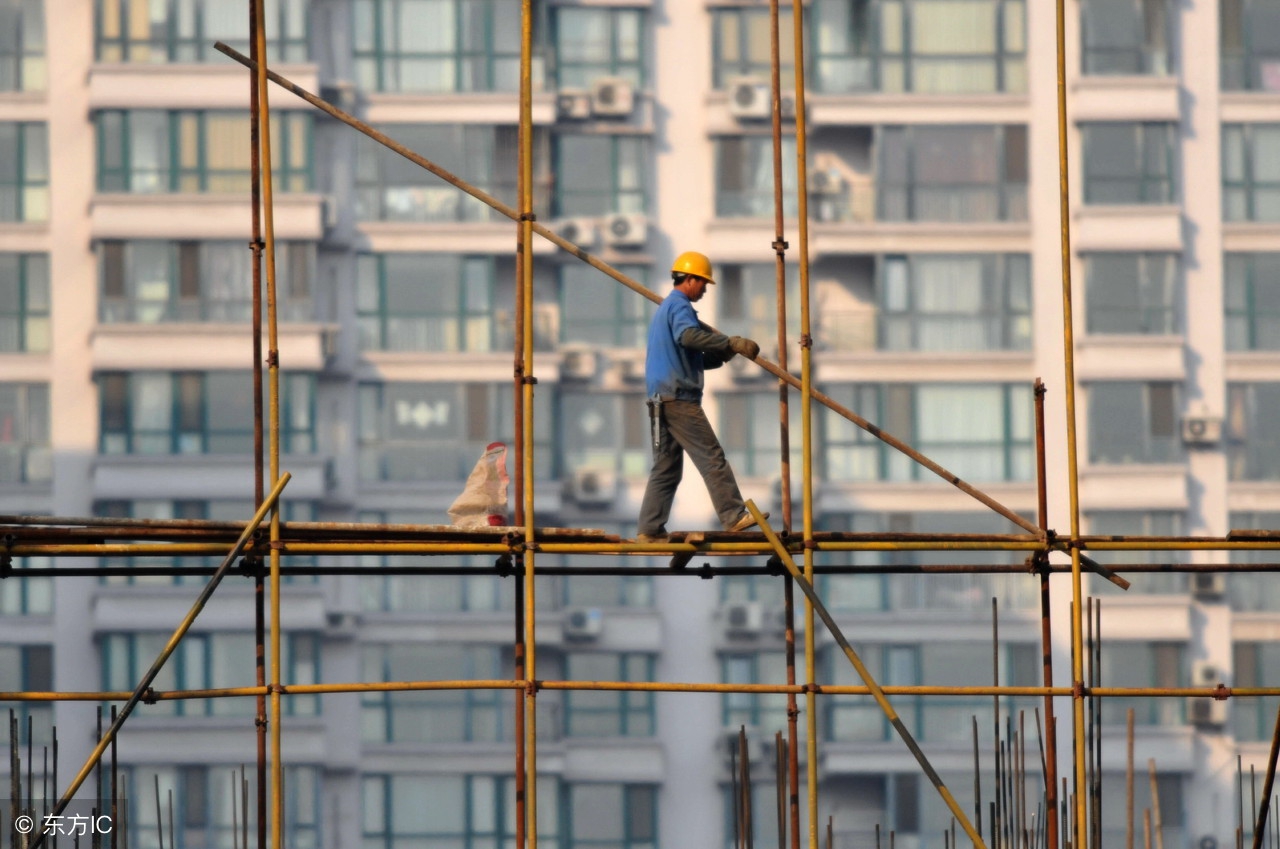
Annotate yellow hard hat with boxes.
[671,251,715,284]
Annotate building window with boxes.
[1088,511,1186,594]
[553,6,645,89]
[356,123,547,222]
[812,0,1026,94]
[1100,641,1184,725]
[553,134,648,217]
[358,381,552,482]
[96,0,309,62]
[0,122,47,222]
[0,644,51,745]
[98,371,315,455]
[0,557,50,615]
[560,263,652,348]
[1235,642,1280,740]
[97,499,317,584]
[560,390,648,478]
[1222,0,1280,91]
[568,783,656,849]
[0,253,48,352]
[878,124,1028,222]
[827,642,1038,744]
[1228,383,1280,480]
[1226,254,1280,350]
[1084,252,1180,335]
[102,632,319,716]
[364,775,558,849]
[1087,381,1180,464]
[711,6,797,88]
[0,382,50,483]
[1081,122,1176,205]
[124,766,318,849]
[720,390,802,478]
[1080,0,1172,75]
[822,383,1033,482]
[353,0,526,93]
[715,136,798,219]
[719,264,800,345]
[879,254,1031,351]
[563,521,654,609]
[98,240,313,323]
[361,643,508,743]
[565,652,655,738]
[1228,512,1280,612]
[1224,124,1280,221]
[0,0,43,91]
[96,110,311,194]
[357,254,493,352]
[722,651,790,733]
[358,509,533,611]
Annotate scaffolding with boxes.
[6,0,1280,847]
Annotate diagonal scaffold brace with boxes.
[744,500,990,849]
[29,472,293,849]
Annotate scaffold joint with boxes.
[266,351,279,367]
[269,540,285,551]
[1212,684,1232,701]
[697,564,715,580]
[521,375,538,385]
[771,238,789,253]
[524,680,541,697]
[518,212,537,222]
[1072,681,1085,699]
[142,688,158,705]
[255,715,268,729]
[765,555,785,576]
[787,706,801,720]
[802,539,817,551]
[799,334,813,349]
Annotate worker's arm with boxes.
[680,327,761,368]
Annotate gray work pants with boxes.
[638,399,746,536]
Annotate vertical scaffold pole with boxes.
[786,0,818,845]
[517,0,539,846]
[1052,0,1088,831]
[249,1,284,846]
[1035,379,1060,849]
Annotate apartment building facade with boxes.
[0,0,1278,846]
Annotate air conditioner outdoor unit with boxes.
[590,77,635,117]
[727,77,796,121]
[1188,660,1228,727]
[1192,571,1226,599]
[569,467,618,507]
[319,80,357,113]
[552,217,598,246]
[556,89,592,120]
[1182,416,1222,445]
[561,347,600,380]
[564,607,604,640]
[325,611,358,639]
[602,212,648,248]
[723,601,765,636]
[620,357,646,384]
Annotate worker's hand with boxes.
[729,336,761,360]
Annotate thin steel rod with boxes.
[1126,708,1134,849]
[208,40,1039,538]
[1252,700,1280,849]
[1035,379,1059,849]
[29,475,290,849]
[784,578,801,849]
[746,502,989,848]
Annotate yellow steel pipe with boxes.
[11,682,1280,700]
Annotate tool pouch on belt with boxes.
[647,397,663,452]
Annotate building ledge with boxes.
[1223,221,1280,252]
[1073,205,1182,251]
[814,350,1034,383]
[357,221,559,254]
[1079,465,1188,510]
[93,453,331,500]
[93,584,326,631]
[1221,91,1280,124]
[1075,335,1185,380]
[91,192,325,240]
[1071,75,1180,121]
[706,218,1033,260]
[365,90,556,125]
[89,62,319,110]
[92,322,336,371]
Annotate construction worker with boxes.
[636,251,766,542]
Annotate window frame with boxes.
[0,0,44,91]
[1080,121,1177,205]
[564,652,656,738]
[0,122,48,222]
[878,253,1032,351]
[552,5,646,89]
[1080,0,1174,76]
[1083,251,1181,335]
[1087,380,1181,465]
[877,124,1028,222]
[96,0,309,63]
[356,253,495,353]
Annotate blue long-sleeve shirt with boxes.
[645,289,731,402]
